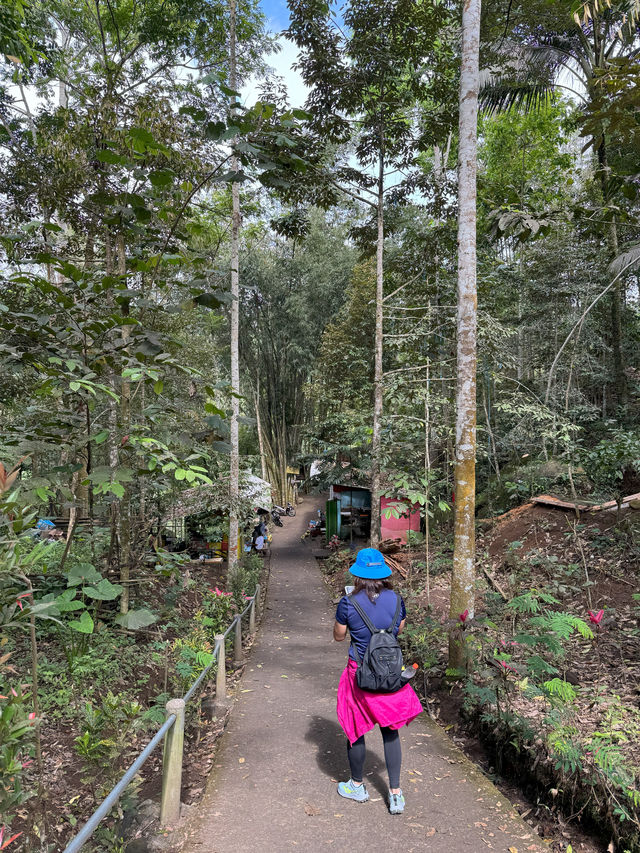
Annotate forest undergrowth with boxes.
[319,504,640,853]
[2,538,266,852]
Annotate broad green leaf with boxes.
[84,578,124,601]
[109,483,125,499]
[96,150,127,165]
[55,589,84,613]
[115,609,158,630]
[67,563,102,586]
[149,170,173,188]
[69,610,94,634]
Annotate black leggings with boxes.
[347,727,402,789]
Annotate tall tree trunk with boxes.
[255,376,268,481]
[105,230,120,570]
[424,362,431,606]
[449,0,481,670]
[597,141,626,409]
[370,148,384,548]
[228,0,241,580]
[117,234,132,614]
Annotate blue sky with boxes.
[260,0,291,31]
[242,0,309,106]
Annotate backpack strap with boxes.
[388,593,402,632]
[348,595,378,635]
[349,593,401,634]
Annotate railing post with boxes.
[249,595,256,634]
[234,615,242,665]
[254,583,261,621]
[215,634,226,701]
[160,698,185,827]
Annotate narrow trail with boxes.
[179,498,547,853]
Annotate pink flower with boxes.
[10,688,17,698]
[28,712,36,720]
[588,609,604,627]
[497,660,518,673]
[459,609,469,623]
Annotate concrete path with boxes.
[179,498,547,853]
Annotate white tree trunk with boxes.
[228,0,241,579]
[449,0,481,669]
[370,150,384,548]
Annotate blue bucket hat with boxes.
[349,547,391,579]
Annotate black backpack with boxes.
[348,593,405,693]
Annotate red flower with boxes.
[28,712,36,721]
[459,609,469,623]
[588,609,604,627]
[0,827,22,850]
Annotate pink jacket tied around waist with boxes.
[337,659,423,745]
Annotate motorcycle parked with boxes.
[270,507,283,527]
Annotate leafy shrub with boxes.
[171,627,215,694]
[74,691,145,801]
[0,685,36,829]
[199,588,236,640]
[229,554,263,607]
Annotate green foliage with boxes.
[197,588,236,640]
[400,614,444,672]
[74,691,146,801]
[171,628,215,694]
[543,677,577,705]
[114,609,157,630]
[583,430,640,500]
[0,685,35,829]
[229,553,262,607]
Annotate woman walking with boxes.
[333,547,423,814]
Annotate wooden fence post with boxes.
[254,584,261,620]
[249,595,256,634]
[234,616,242,665]
[160,698,185,827]
[215,634,226,701]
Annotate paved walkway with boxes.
[179,499,546,853]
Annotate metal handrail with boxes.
[63,586,260,853]
[63,714,176,853]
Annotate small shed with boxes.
[326,483,421,544]
[380,497,421,544]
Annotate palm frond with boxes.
[609,242,640,277]
[574,0,640,26]
[479,42,562,114]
